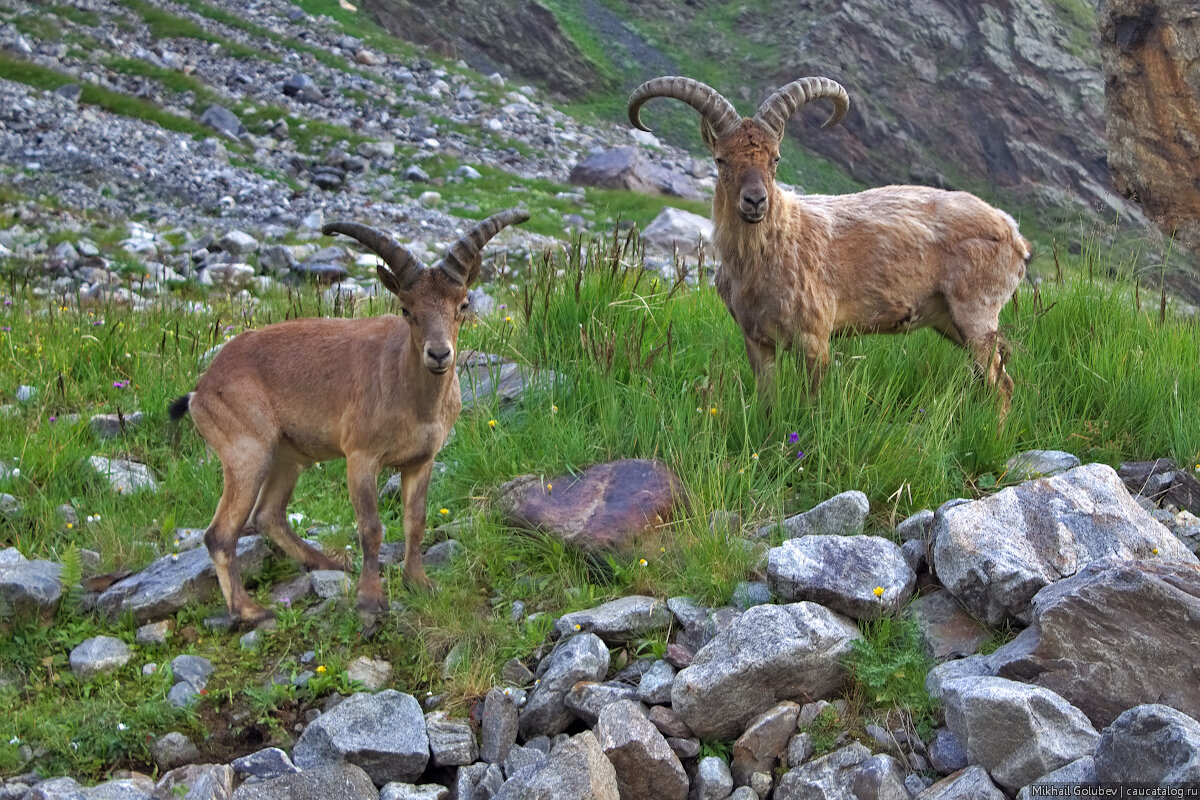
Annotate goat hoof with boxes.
[224,606,275,632]
[357,594,389,616]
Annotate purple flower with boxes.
[112,381,128,389]
[788,432,799,444]
[796,450,805,460]
[3,299,11,306]
[0,326,9,332]
[49,416,57,423]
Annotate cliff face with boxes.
[1099,0,1200,265]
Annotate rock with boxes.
[787,732,814,767]
[672,602,861,739]
[156,763,235,800]
[89,456,158,494]
[1117,458,1200,515]
[503,743,549,779]
[636,660,675,705]
[0,551,62,620]
[775,742,871,800]
[730,581,771,610]
[417,191,441,207]
[217,230,259,257]
[1100,0,1200,270]
[310,569,352,598]
[424,712,476,767]
[596,700,688,800]
[930,463,1196,625]
[458,351,556,412]
[913,765,1007,800]
[89,412,145,439]
[380,783,447,800]
[95,536,269,623]
[480,687,520,763]
[1093,704,1200,784]
[851,753,912,800]
[168,682,200,708]
[640,206,713,257]
[231,747,298,781]
[897,509,934,542]
[646,705,692,739]
[766,535,916,619]
[282,73,323,103]
[135,620,173,646]
[200,105,247,140]
[230,763,378,800]
[69,636,131,680]
[171,655,214,690]
[1005,450,1080,480]
[941,676,1099,791]
[204,262,256,289]
[518,632,609,738]
[347,656,392,691]
[491,730,619,800]
[904,590,990,661]
[554,595,672,642]
[292,690,429,785]
[927,728,968,775]
[730,701,801,785]
[568,147,701,199]
[293,261,349,283]
[497,459,686,553]
[989,558,1200,726]
[1015,757,1096,799]
[924,654,995,700]
[756,490,870,540]
[151,732,201,771]
[423,539,459,568]
[693,757,734,800]
[564,681,640,727]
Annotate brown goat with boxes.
[629,76,1030,416]
[169,209,528,628]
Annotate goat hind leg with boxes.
[253,460,342,571]
[206,462,273,627]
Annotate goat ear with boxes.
[323,221,424,292]
[440,208,531,287]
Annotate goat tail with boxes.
[168,393,192,422]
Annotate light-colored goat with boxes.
[169,209,529,628]
[628,76,1030,416]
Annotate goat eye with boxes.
[401,307,411,318]
[715,157,726,167]
[459,301,470,312]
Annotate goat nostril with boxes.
[743,194,765,209]
[427,348,451,363]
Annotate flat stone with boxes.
[755,490,870,540]
[292,690,429,785]
[380,783,448,800]
[905,590,990,661]
[498,458,685,553]
[89,412,145,439]
[69,635,131,680]
[231,747,298,781]
[568,146,702,199]
[424,711,477,767]
[930,463,1196,625]
[1005,449,1080,479]
[564,681,640,727]
[767,535,916,619]
[554,595,672,643]
[230,763,377,800]
[672,602,861,739]
[458,351,556,412]
[89,456,158,494]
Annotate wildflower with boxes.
[117,723,128,731]
[281,597,291,607]
[488,419,497,429]
[66,523,73,529]
[316,665,327,674]
[788,432,799,444]
[573,623,581,631]
[504,316,513,323]
[638,558,648,567]
[709,407,717,416]
[112,380,128,389]
[738,468,744,474]
[546,483,553,492]
[170,553,179,562]
[1152,548,1160,555]
[86,515,95,523]
[503,687,513,696]
[8,736,17,745]
[751,452,759,460]
[873,586,884,597]
[551,404,558,414]
[796,450,805,460]
[10,468,18,477]
[95,514,101,521]
[659,546,665,553]
[49,416,57,423]
[439,508,450,515]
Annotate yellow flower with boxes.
[1152,547,1160,555]
[439,508,449,515]
[488,419,497,428]
[66,523,73,529]
[505,316,513,323]
[316,665,327,674]
[659,546,665,554]
[873,586,884,597]
[551,405,558,414]
[573,623,582,631]
[709,407,717,416]
[638,558,648,567]
[546,483,553,492]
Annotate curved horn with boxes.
[628,76,743,140]
[323,221,424,291]
[439,208,531,286]
[753,77,849,140]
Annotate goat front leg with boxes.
[399,459,436,591]
[743,333,778,406]
[798,331,831,396]
[346,453,388,616]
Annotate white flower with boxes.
[10,468,18,477]
[287,512,305,525]
[8,736,17,745]
[117,723,128,731]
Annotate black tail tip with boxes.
[168,394,191,421]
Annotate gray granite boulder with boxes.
[491,730,619,800]
[380,783,447,800]
[1015,757,1096,800]
[904,590,990,661]
[1005,450,1080,480]
[636,660,675,705]
[0,549,62,620]
[767,535,916,619]
[230,763,378,800]
[731,701,801,785]
[231,747,298,781]
[564,681,639,727]
[424,712,477,767]
[89,456,158,494]
[754,490,869,540]
[554,595,672,643]
[640,206,713,257]
[913,765,1007,799]
[930,463,1195,625]
[292,690,428,785]
[990,558,1200,726]
[518,633,609,738]
[480,687,520,764]
[775,742,871,800]
[95,536,269,623]
[596,700,687,800]
[1093,704,1200,784]
[672,602,861,739]
[941,676,1099,791]
[692,756,733,800]
[70,636,131,680]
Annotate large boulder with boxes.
[95,536,270,623]
[231,763,378,800]
[69,636,131,680]
[913,766,1007,800]
[596,700,688,800]
[640,207,713,258]
[491,730,619,800]
[774,742,872,800]
[941,676,1100,792]
[1117,458,1200,515]
[518,632,610,738]
[0,548,63,620]
[497,459,687,553]
[1093,704,1200,784]
[292,690,428,785]
[754,490,869,540]
[568,147,701,199]
[766,535,916,619]
[672,602,861,739]
[554,596,672,643]
[930,463,1195,625]
[990,558,1200,726]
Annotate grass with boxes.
[1,220,1198,779]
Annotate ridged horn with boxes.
[322,221,424,291]
[439,208,531,286]
[628,76,743,140]
[753,77,850,140]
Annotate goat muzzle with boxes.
[424,344,454,374]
